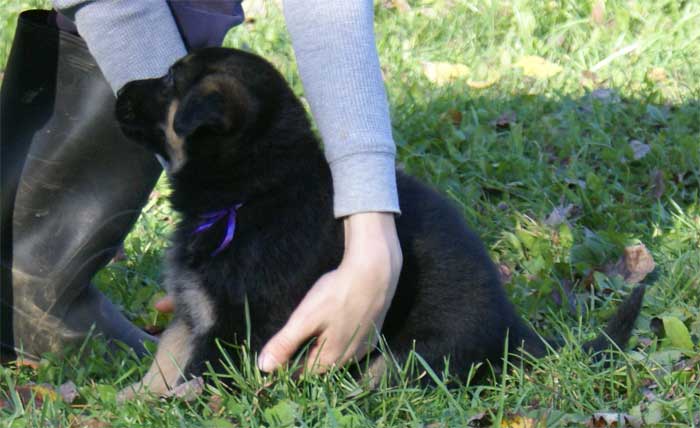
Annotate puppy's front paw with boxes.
[117,377,204,402]
[117,381,147,402]
[116,375,177,402]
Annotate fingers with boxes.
[304,325,379,373]
[260,317,378,374]
[258,309,318,373]
[154,295,175,313]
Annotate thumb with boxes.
[258,314,317,373]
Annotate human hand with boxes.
[257,212,402,373]
[154,295,175,313]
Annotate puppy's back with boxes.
[381,172,528,376]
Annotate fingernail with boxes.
[258,352,278,372]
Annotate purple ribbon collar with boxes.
[194,203,243,256]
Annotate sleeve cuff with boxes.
[329,151,401,218]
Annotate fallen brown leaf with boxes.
[15,383,58,407]
[580,70,601,87]
[544,204,574,227]
[590,88,620,103]
[629,139,650,160]
[501,414,537,428]
[498,264,513,284]
[68,415,111,428]
[515,55,562,79]
[591,0,606,25]
[467,75,500,89]
[0,398,11,411]
[421,61,470,86]
[604,243,655,284]
[384,0,411,12]
[672,355,700,371]
[587,412,642,428]
[467,411,490,427]
[12,358,40,370]
[447,109,463,127]
[647,67,667,82]
[59,380,79,404]
[651,169,665,199]
[491,111,516,129]
[208,394,225,413]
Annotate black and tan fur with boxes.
[115,48,645,397]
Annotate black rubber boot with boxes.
[1,10,162,361]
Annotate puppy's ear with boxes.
[173,75,252,137]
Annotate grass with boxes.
[2,0,700,426]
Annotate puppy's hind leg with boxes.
[118,318,196,401]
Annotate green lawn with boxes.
[2,1,700,426]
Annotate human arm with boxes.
[257,0,402,372]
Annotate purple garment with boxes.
[167,1,244,49]
[55,1,244,49]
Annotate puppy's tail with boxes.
[518,285,646,358]
[582,285,646,354]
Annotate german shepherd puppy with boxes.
[115,48,645,396]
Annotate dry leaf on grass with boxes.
[3,380,80,410]
[498,264,513,284]
[647,67,667,82]
[68,415,111,428]
[467,75,500,89]
[383,0,411,12]
[604,243,655,284]
[491,111,517,129]
[544,204,574,227]
[591,0,606,25]
[515,56,562,79]
[208,394,225,413]
[580,70,601,86]
[651,169,665,199]
[0,398,11,411]
[59,380,80,404]
[14,383,58,407]
[446,109,463,127]
[12,358,40,370]
[466,411,490,427]
[629,139,650,160]
[501,414,538,428]
[421,61,470,86]
[590,88,620,103]
[587,412,642,428]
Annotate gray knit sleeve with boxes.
[52,0,187,92]
[283,0,400,217]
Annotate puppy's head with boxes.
[116,48,308,208]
